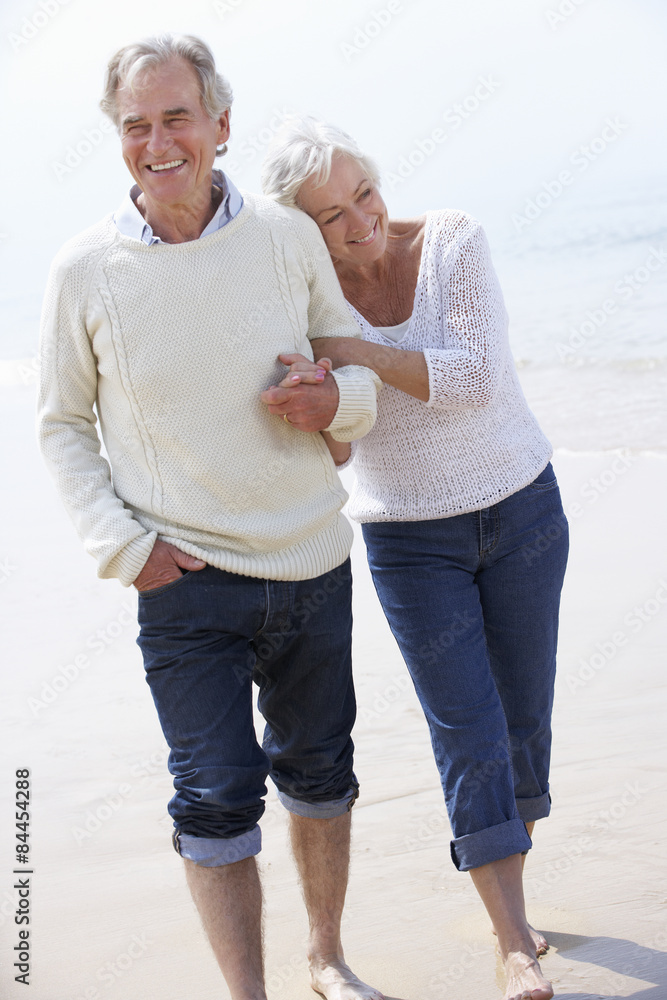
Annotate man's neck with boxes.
[136,184,223,244]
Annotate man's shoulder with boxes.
[49,214,118,278]
[241,191,322,243]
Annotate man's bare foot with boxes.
[309,953,384,1000]
[493,922,549,957]
[502,949,553,1000]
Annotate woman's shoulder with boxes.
[428,208,481,239]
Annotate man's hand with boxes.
[133,540,206,592]
[261,362,340,432]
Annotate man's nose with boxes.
[146,123,173,157]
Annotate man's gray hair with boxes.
[100,34,233,156]
[261,115,380,208]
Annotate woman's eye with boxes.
[361,189,372,199]
[324,212,342,225]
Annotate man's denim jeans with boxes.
[136,559,358,866]
[362,464,569,871]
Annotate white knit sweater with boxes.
[346,210,552,521]
[38,193,380,585]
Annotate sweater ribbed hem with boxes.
[101,531,158,587]
[160,514,354,583]
[328,366,381,442]
[350,452,552,522]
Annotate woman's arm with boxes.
[311,221,506,409]
[320,431,352,465]
[310,338,430,402]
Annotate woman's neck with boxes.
[335,217,426,326]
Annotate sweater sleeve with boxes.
[295,211,382,442]
[423,221,507,410]
[37,246,157,586]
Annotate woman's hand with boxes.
[277,353,332,388]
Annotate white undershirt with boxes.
[373,316,412,343]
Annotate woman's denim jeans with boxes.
[362,464,569,871]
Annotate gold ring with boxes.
[283,413,290,424]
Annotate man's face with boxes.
[117,57,230,214]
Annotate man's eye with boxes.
[360,189,372,199]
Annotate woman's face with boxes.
[297,154,388,267]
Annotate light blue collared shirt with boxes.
[113,168,244,243]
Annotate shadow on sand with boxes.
[538,930,666,999]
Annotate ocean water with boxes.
[2,180,665,453]
[496,178,667,453]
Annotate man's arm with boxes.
[37,248,203,588]
[263,209,381,441]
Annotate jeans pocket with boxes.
[137,570,192,600]
[527,462,558,492]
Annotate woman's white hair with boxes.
[100,34,233,156]
[261,115,380,208]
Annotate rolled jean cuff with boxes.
[277,784,359,819]
[450,818,532,872]
[173,825,261,867]
[516,790,551,824]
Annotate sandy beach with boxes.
[1,378,666,1000]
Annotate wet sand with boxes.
[1,381,665,999]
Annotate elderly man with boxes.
[38,34,382,1000]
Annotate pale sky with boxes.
[1,0,666,352]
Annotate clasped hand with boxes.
[260,354,339,431]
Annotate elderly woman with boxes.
[261,117,568,1000]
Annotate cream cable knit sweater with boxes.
[38,193,380,585]
[346,210,552,521]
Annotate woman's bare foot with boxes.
[309,952,384,1000]
[493,921,549,957]
[502,949,553,1000]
